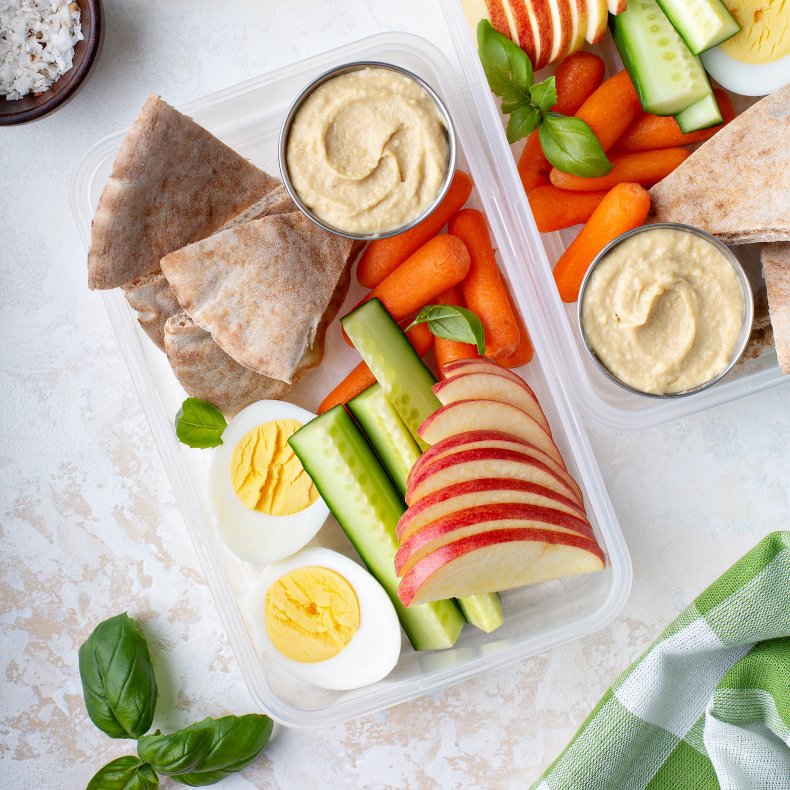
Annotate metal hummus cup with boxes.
[278,61,457,241]
[577,223,755,399]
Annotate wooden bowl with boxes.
[0,0,103,125]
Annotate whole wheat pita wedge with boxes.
[762,243,790,374]
[88,94,279,290]
[650,85,790,245]
[163,266,351,415]
[160,211,354,383]
[122,182,296,351]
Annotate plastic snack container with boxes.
[72,32,631,728]
[439,0,789,430]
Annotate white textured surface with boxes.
[1,1,789,787]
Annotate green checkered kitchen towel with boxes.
[534,531,790,790]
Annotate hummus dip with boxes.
[285,67,449,235]
[580,227,745,395]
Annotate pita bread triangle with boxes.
[160,211,354,383]
[650,84,790,245]
[88,94,279,290]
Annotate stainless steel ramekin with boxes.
[278,61,457,241]
[577,223,754,399]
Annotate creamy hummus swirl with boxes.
[286,67,449,234]
[581,228,745,395]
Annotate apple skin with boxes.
[406,447,581,507]
[407,430,583,506]
[442,357,524,381]
[395,502,596,575]
[568,0,589,54]
[433,371,550,434]
[396,478,587,541]
[398,527,605,606]
[585,0,608,43]
[506,0,546,71]
[607,0,627,13]
[418,398,564,468]
[546,0,572,64]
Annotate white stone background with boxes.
[1,1,789,788]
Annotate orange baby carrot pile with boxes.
[528,185,609,232]
[432,286,480,374]
[360,234,471,321]
[614,90,736,152]
[518,52,605,193]
[449,208,520,360]
[318,323,433,413]
[553,182,651,303]
[550,147,690,191]
[356,171,473,288]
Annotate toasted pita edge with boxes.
[762,243,790,374]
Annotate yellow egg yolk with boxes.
[264,566,361,663]
[230,419,318,516]
[720,1,790,63]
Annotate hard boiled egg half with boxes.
[250,548,401,690]
[209,400,329,563]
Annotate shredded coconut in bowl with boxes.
[1,1,83,100]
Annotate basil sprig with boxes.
[86,757,159,790]
[477,19,612,178]
[78,613,158,739]
[138,716,273,786]
[408,305,486,354]
[79,614,272,787]
[175,397,227,449]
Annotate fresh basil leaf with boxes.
[86,756,159,790]
[138,728,215,776]
[507,102,541,144]
[146,715,272,786]
[78,613,158,740]
[175,398,227,449]
[530,76,557,114]
[538,113,613,178]
[407,305,486,355]
[477,19,533,111]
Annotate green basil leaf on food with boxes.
[86,756,159,790]
[407,305,486,355]
[477,19,533,112]
[538,112,613,178]
[529,76,557,114]
[78,613,158,740]
[138,727,215,776]
[175,397,227,449]
[506,102,541,144]
[149,715,273,786]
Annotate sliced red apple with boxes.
[585,0,608,43]
[406,448,579,506]
[546,0,572,64]
[418,399,564,468]
[396,478,586,542]
[607,0,627,14]
[398,528,605,606]
[408,431,583,506]
[568,0,588,56]
[506,0,546,71]
[433,371,550,434]
[395,502,596,575]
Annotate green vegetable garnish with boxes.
[175,397,227,449]
[477,20,612,178]
[86,757,159,790]
[407,304,486,354]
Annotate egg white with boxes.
[250,547,402,690]
[702,47,790,96]
[209,400,329,564]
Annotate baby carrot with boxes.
[550,147,690,191]
[574,69,643,152]
[449,209,520,359]
[496,289,534,368]
[319,323,433,413]
[553,182,651,303]
[432,286,480,375]
[528,185,609,232]
[356,171,473,288]
[360,234,471,321]
[517,52,605,194]
[614,90,736,152]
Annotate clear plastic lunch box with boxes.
[72,31,631,728]
[439,0,788,430]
